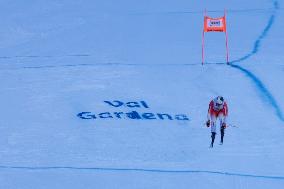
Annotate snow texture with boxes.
[0,0,284,188]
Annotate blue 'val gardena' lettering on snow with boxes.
[103,100,149,108]
[77,100,190,121]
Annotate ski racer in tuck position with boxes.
[206,96,228,148]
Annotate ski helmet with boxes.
[216,96,224,105]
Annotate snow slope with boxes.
[0,0,284,188]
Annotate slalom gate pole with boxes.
[202,9,206,65]
[225,9,229,64]
[202,30,205,65]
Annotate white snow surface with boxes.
[0,0,284,188]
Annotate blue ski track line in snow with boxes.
[228,0,284,122]
[229,64,284,122]
[204,0,283,122]
[0,165,284,180]
[230,0,278,64]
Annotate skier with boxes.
[206,96,228,148]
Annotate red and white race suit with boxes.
[207,97,228,133]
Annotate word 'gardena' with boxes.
[77,100,190,121]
